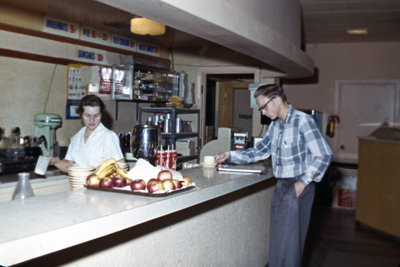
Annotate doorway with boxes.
[205,74,254,144]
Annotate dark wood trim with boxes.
[0,48,86,66]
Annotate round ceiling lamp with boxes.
[130,18,166,36]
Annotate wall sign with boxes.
[67,64,87,100]
[66,101,80,120]
[76,47,107,65]
[111,34,136,52]
[80,26,111,46]
[137,42,160,56]
[43,17,79,39]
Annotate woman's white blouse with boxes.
[65,123,123,167]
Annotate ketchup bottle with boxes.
[171,144,177,170]
[156,147,166,167]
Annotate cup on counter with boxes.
[202,155,217,168]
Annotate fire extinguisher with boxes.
[326,115,340,138]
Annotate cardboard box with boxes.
[333,187,356,209]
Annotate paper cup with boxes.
[203,155,217,168]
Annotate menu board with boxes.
[67,64,87,100]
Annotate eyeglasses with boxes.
[258,97,275,111]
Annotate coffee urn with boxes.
[131,125,160,165]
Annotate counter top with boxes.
[0,163,273,266]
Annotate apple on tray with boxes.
[99,177,114,188]
[181,176,192,187]
[86,174,100,187]
[172,179,182,189]
[147,181,164,193]
[162,179,175,191]
[125,178,133,186]
[130,179,146,191]
[147,178,159,185]
[113,177,127,188]
[157,170,173,181]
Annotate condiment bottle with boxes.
[165,145,172,169]
[171,144,177,170]
[156,147,166,167]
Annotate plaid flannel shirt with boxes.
[229,105,333,186]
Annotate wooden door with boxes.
[217,81,252,131]
[217,82,234,127]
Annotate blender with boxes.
[34,114,62,157]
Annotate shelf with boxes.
[115,99,167,120]
[139,107,200,115]
[138,107,201,164]
[161,132,199,139]
[177,155,199,164]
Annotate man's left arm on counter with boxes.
[229,127,273,164]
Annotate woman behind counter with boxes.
[50,95,124,173]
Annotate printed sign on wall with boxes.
[80,26,112,46]
[137,42,160,56]
[67,64,87,100]
[76,47,107,65]
[111,34,136,52]
[43,17,79,39]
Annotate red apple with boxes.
[157,170,173,181]
[131,179,146,191]
[86,174,100,187]
[147,178,159,185]
[181,176,192,187]
[99,177,114,188]
[162,179,175,190]
[147,181,164,193]
[109,174,118,180]
[125,178,133,186]
[172,179,182,189]
[113,177,127,188]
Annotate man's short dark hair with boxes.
[76,94,105,116]
[254,84,287,102]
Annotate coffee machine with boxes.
[34,113,62,157]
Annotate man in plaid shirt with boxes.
[215,84,333,267]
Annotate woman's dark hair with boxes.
[254,84,287,102]
[76,94,105,116]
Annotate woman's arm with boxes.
[49,157,75,173]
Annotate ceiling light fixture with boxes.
[346,28,368,35]
[130,17,166,36]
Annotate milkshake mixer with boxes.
[34,114,62,157]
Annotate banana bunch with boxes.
[168,95,184,108]
[116,168,129,178]
[94,158,118,178]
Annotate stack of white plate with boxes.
[68,166,95,190]
[117,162,129,170]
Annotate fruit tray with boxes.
[85,184,196,197]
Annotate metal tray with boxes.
[85,184,195,197]
[217,164,267,174]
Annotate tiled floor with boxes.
[303,206,400,267]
